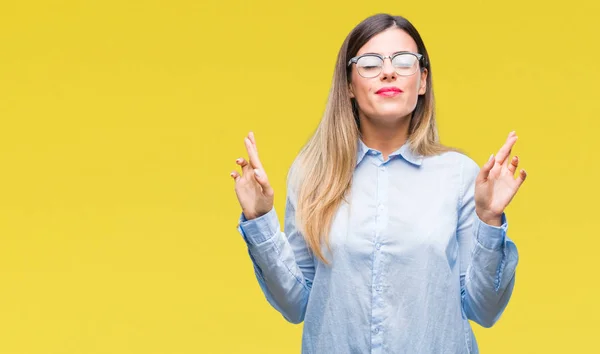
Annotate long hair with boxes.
[294,14,455,264]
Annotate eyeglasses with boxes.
[347,51,425,78]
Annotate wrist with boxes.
[476,209,502,227]
[243,212,257,221]
[242,208,269,221]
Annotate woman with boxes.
[230,13,527,354]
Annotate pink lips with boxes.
[376,86,403,97]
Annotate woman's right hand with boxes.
[230,132,275,220]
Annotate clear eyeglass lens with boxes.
[356,54,419,77]
[356,56,383,78]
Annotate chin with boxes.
[373,108,412,121]
[359,102,413,122]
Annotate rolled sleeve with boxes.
[238,207,279,245]
[474,212,508,251]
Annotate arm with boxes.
[237,163,315,324]
[457,156,519,328]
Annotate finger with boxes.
[245,137,264,170]
[235,157,252,175]
[495,133,518,166]
[515,168,527,188]
[496,132,517,164]
[248,131,256,148]
[477,153,495,182]
[253,168,274,197]
[230,171,241,182]
[236,157,248,167]
[507,155,519,175]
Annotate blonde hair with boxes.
[294,14,457,264]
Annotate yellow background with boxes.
[0,0,598,353]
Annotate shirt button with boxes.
[376,285,382,292]
[379,166,385,172]
[373,327,380,334]
[378,205,384,211]
[375,243,381,250]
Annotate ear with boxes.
[348,83,355,98]
[418,68,428,95]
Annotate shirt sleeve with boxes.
[456,155,520,328]
[236,161,315,324]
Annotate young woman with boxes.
[230,13,527,354]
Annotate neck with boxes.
[359,114,411,160]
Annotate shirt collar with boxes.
[356,138,423,167]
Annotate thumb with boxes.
[478,154,495,182]
[253,169,274,197]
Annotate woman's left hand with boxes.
[475,131,528,226]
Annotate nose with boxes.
[380,57,396,80]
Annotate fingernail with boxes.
[488,154,494,161]
[254,169,260,178]
[236,158,241,163]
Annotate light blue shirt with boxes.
[237,139,518,354]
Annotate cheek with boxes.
[403,76,423,103]
[354,88,375,112]
[351,78,373,105]
[408,75,422,93]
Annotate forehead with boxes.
[356,28,418,56]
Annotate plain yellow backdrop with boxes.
[0,0,598,353]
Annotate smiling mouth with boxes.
[375,86,403,96]
[376,90,402,97]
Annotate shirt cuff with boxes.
[237,207,279,246]
[474,212,508,251]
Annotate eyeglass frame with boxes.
[347,51,427,78]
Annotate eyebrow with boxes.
[360,51,411,56]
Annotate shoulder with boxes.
[424,149,479,171]
[422,150,480,184]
